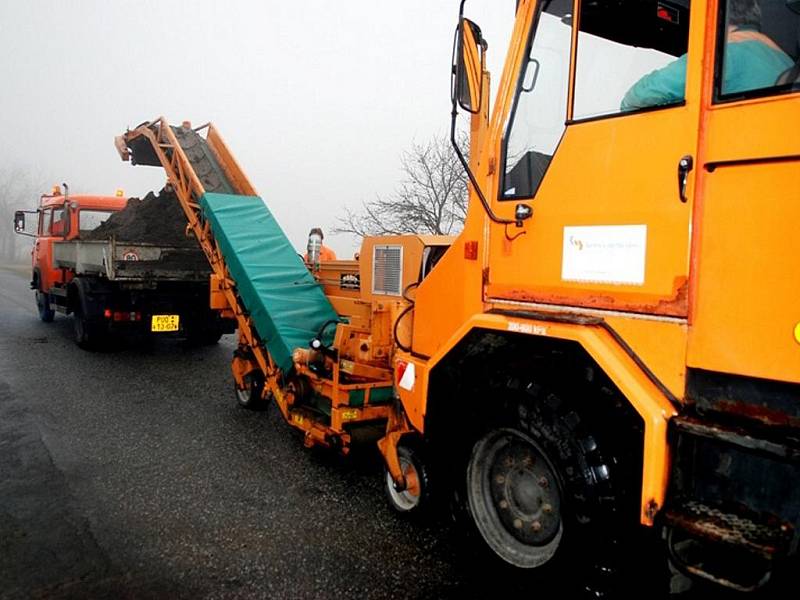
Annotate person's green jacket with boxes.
[621,30,793,110]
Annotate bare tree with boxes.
[0,168,41,262]
[335,134,468,237]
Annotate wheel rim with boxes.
[235,385,250,405]
[467,428,563,568]
[386,456,422,511]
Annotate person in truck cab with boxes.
[621,0,794,110]
[50,209,68,236]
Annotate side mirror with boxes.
[14,211,25,233]
[453,17,486,114]
[13,210,36,237]
[14,210,27,235]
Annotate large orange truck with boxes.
[13,186,234,348]
[115,0,798,594]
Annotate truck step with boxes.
[664,500,793,558]
[664,500,793,592]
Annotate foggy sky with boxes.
[0,1,513,256]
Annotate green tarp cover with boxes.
[200,193,339,372]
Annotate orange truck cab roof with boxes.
[39,193,129,211]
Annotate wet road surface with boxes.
[0,266,778,599]
[0,266,475,599]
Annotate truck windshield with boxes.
[79,210,114,235]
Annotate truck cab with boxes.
[392,0,799,593]
[15,186,127,321]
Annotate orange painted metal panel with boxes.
[398,312,677,526]
[687,158,800,383]
[605,315,688,401]
[486,107,696,316]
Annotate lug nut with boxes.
[499,499,509,509]
[542,503,553,514]
[539,476,549,488]
[496,475,505,485]
[513,519,523,529]
[531,521,542,532]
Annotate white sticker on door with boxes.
[562,225,647,285]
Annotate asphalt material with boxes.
[83,190,198,247]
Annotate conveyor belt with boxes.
[199,193,338,372]
[125,122,338,372]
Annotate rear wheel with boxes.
[235,371,266,410]
[73,303,106,350]
[202,329,224,345]
[35,291,55,323]
[384,445,431,516]
[186,325,224,346]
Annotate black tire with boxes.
[235,371,266,410]
[458,385,623,596]
[384,444,432,517]
[35,291,55,323]
[186,326,224,346]
[202,330,224,345]
[73,303,106,350]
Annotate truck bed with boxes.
[53,239,210,282]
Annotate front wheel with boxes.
[234,371,266,410]
[384,445,431,516]
[35,291,55,323]
[467,428,565,569]
[460,391,623,595]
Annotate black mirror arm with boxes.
[451,0,520,231]
[450,106,516,228]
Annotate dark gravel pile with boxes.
[84,189,197,247]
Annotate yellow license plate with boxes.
[151,314,180,332]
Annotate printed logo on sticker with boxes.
[562,225,647,285]
[507,321,547,336]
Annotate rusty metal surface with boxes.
[664,501,793,559]
[672,415,800,461]
[487,276,689,317]
[686,368,800,430]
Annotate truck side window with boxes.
[715,0,799,100]
[40,209,53,236]
[79,210,114,235]
[51,208,68,237]
[574,1,692,118]
[501,0,572,200]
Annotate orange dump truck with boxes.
[13,186,234,348]
[115,0,798,594]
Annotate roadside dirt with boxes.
[84,188,197,247]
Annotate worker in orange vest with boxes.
[304,227,337,263]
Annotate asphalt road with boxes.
[0,266,479,599]
[0,265,778,599]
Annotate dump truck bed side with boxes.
[53,239,210,282]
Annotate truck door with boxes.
[687,0,800,384]
[37,206,68,292]
[484,0,702,318]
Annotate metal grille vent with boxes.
[372,245,403,296]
